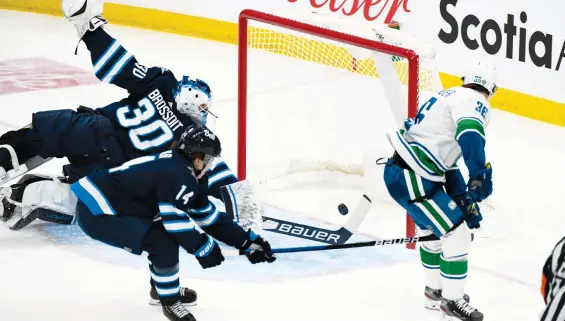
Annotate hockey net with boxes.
[236,9,444,248]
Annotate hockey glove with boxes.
[76,105,96,114]
[193,234,224,269]
[467,162,493,202]
[453,194,483,230]
[239,229,276,264]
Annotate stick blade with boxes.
[336,194,372,244]
[342,194,372,232]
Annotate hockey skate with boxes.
[62,0,107,38]
[162,301,197,321]
[149,286,197,306]
[440,298,483,321]
[425,286,470,310]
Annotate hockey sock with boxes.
[149,262,181,304]
[420,241,442,289]
[440,224,471,300]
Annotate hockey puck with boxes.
[338,203,349,215]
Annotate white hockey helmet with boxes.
[461,60,498,98]
[174,76,213,125]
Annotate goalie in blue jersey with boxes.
[0,0,262,234]
[72,123,275,321]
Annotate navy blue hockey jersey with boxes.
[70,150,246,252]
[82,28,195,160]
[76,28,242,224]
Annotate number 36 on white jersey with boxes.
[387,86,492,182]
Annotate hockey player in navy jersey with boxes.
[72,123,275,321]
[0,1,203,181]
[0,0,261,232]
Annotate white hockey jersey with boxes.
[387,86,492,182]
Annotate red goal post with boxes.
[237,9,421,248]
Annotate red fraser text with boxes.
[287,0,410,23]
[0,58,98,95]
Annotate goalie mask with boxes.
[177,124,221,166]
[174,76,213,125]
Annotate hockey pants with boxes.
[76,200,183,304]
[383,160,465,236]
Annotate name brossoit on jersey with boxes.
[148,89,184,132]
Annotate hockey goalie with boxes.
[0,0,263,234]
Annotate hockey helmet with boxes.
[174,76,213,125]
[177,124,221,164]
[461,60,498,98]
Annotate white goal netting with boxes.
[235,10,452,240]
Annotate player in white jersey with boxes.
[383,61,497,321]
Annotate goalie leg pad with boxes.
[220,180,264,233]
[21,178,78,216]
[384,163,465,236]
[1,173,51,221]
[440,224,471,300]
[6,176,78,230]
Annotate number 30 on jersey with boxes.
[116,98,174,151]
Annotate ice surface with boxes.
[0,9,560,321]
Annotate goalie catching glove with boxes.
[239,229,276,264]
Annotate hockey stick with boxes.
[221,182,373,245]
[261,194,372,245]
[223,234,440,257]
[225,230,476,256]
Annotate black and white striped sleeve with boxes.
[541,237,565,321]
[541,287,565,321]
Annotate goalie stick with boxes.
[220,182,372,245]
[261,194,371,245]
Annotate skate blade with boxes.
[424,301,440,311]
[148,298,197,307]
[440,313,461,321]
